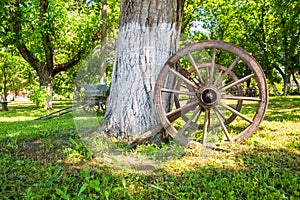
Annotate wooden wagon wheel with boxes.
[82,97,101,112]
[154,40,268,145]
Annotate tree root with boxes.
[128,124,231,152]
[128,124,164,149]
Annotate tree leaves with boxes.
[187,0,300,94]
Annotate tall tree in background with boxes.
[99,0,185,140]
[0,48,34,106]
[193,0,299,95]
[0,0,102,109]
[272,0,300,95]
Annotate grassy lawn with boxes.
[0,97,300,199]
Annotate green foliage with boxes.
[186,0,299,92]
[0,47,37,100]
[0,0,120,103]
[53,69,77,98]
[182,0,203,33]
[28,86,50,108]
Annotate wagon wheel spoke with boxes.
[205,63,209,85]
[166,100,198,119]
[179,107,201,134]
[213,106,231,142]
[161,88,196,96]
[219,101,253,124]
[210,48,216,85]
[215,106,226,121]
[214,56,240,86]
[221,73,255,91]
[179,83,188,89]
[178,97,192,101]
[168,64,200,87]
[155,40,268,146]
[168,66,198,89]
[194,108,202,122]
[202,109,210,144]
[187,53,205,84]
[223,95,261,101]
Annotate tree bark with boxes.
[99,0,185,140]
[271,83,280,96]
[283,72,291,96]
[292,72,300,93]
[100,0,108,84]
[1,62,9,110]
[2,64,8,102]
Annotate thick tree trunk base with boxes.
[97,22,179,139]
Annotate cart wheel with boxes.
[99,97,108,111]
[154,40,268,145]
[82,99,100,113]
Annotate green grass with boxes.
[0,97,300,199]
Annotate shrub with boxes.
[29,86,50,108]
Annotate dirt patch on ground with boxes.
[17,129,74,162]
[18,138,68,162]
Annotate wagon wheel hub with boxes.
[198,87,220,107]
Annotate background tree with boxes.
[191,0,299,95]
[0,0,103,109]
[0,47,35,105]
[272,0,300,94]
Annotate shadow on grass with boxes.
[263,96,300,122]
[0,100,73,120]
[0,114,75,144]
[135,145,300,199]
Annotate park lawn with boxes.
[0,97,299,199]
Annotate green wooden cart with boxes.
[82,83,110,112]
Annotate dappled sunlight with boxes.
[248,120,300,150]
[0,100,73,122]
[6,131,21,138]
[0,116,37,122]
[264,108,300,122]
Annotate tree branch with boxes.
[53,52,83,75]
[274,65,285,79]
[17,46,41,71]
[39,0,54,70]
[39,0,49,24]
[12,0,41,70]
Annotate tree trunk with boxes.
[292,72,300,93]
[1,64,9,111]
[100,0,108,84]
[283,72,291,96]
[271,83,280,96]
[99,0,185,140]
[2,64,8,102]
[37,63,54,110]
